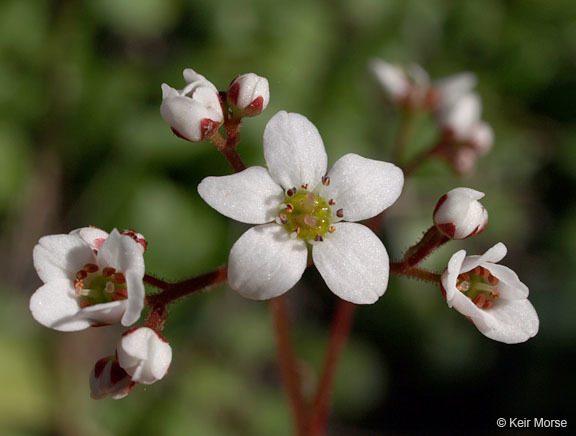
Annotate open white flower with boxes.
[198,111,404,304]
[441,243,539,344]
[30,228,145,331]
[117,327,172,385]
[160,69,223,142]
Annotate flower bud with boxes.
[160,69,223,142]
[89,356,135,400]
[117,327,172,385]
[433,187,488,239]
[468,121,493,155]
[227,73,270,117]
[120,229,148,254]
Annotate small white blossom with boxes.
[227,73,270,117]
[369,59,476,112]
[198,111,404,304]
[117,327,172,385]
[433,187,488,239]
[160,69,223,142]
[89,356,135,400]
[30,228,145,331]
[441,243,539,344]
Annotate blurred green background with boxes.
[1,0,574,434]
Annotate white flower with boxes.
[369,59,476,112]
[160,69,224,142]
[433,187,488,239]
[441,243,539,344]
[227,73,270,117]
[89,356,135,400]
[117,327,172,385]
[30,228,145,331]
[438,92,482,141]
[198,111,404,304]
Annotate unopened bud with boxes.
[117,327,172,385]
[120,229,148,253]
[227,73,270,117]
[160,69,223,142]
[89,356,135,400]
[433,187,488,239]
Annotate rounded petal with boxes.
[121,271,145,326]
[29,279,92,331]
[440,93,481,140]
[369,59,409,100]
[117,327,172,385]
[442,249,467,308]
[160,95,220,142]
[434,72,476,109]
[33,234,96,283]
[483,263,529,300]
[97,230,145,277]
[81,301,128,326]
[322,154,404,222]
[228,224,308,300]
[69,227,109,251]
[467,299,539,344]
[263,111,327,190]
[461,243,507,273]
[198,166,284,224]
[312,222,389,304]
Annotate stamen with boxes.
[473,293,486,308]
[329,199,336,206]
[314,234,324,242]
[102,267,116,277]
[74,279,84,295]
[84,263,99,273]
[287,188,296,197]
[279,213,288,224]
[328,226,336,233]
[482,300,494,310]
[490,290,500,300]
[285,203,294,213]
[322,176,330,186]
[488,275,499,286]
[112,272,126,284]
[336,209,344,218]
[76,270,87,280]
[301,183,309,190]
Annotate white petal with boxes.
[81,301,128,325]
[263,111,327,190]
[122,270,145,326]
[312,223,389,304]
[182,68,219,93]
[198,166,284,224]
[228,224,308,300]
[369,59,409,100]
[322,154,404,222]
[440,93,481,140]
[467,299,539,344]
[434,72,476,109]
[117,327,172,385]
[97,230,145,277]
[29,279,91,331]
[160,95,217,142]
[69,226,109,251]
[441,249,467,307]
[33,234,96,283]
[483,263,529,300]
[461,243,507,273]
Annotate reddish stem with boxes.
[308,299,356,436]
[400,226,449,270]
[269,295,307,436]
[390,263,442,284]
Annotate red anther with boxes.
[490,291,500,300]
[471,267,482,276]
[79,298,91,308]
[322,176,331,186]
[329,199,336,206]
[488,275,499,286]
[482,300,494,310]
[473,294,486,308]
[76,270,88,280]
[287,188,296,197]
[460,272,471,281]
[480,267,490,278]
[74,278,84,289]
[301,183,309,190]
[285,203,294,213]
[314,234,324,242]
[336,209,344,218]
[328,226,336,233]
[102,267,116,277]
[279,213,288,224]
[112,272,126,284]
[112,287,128,300]
[84,263,99,273]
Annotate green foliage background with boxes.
[0,0,574,434]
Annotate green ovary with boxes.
[282,190,331,240]
[81,276,125,306]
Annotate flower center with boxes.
[278,189,333,241]
[74,264,128,308]
[457,266,499,310]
